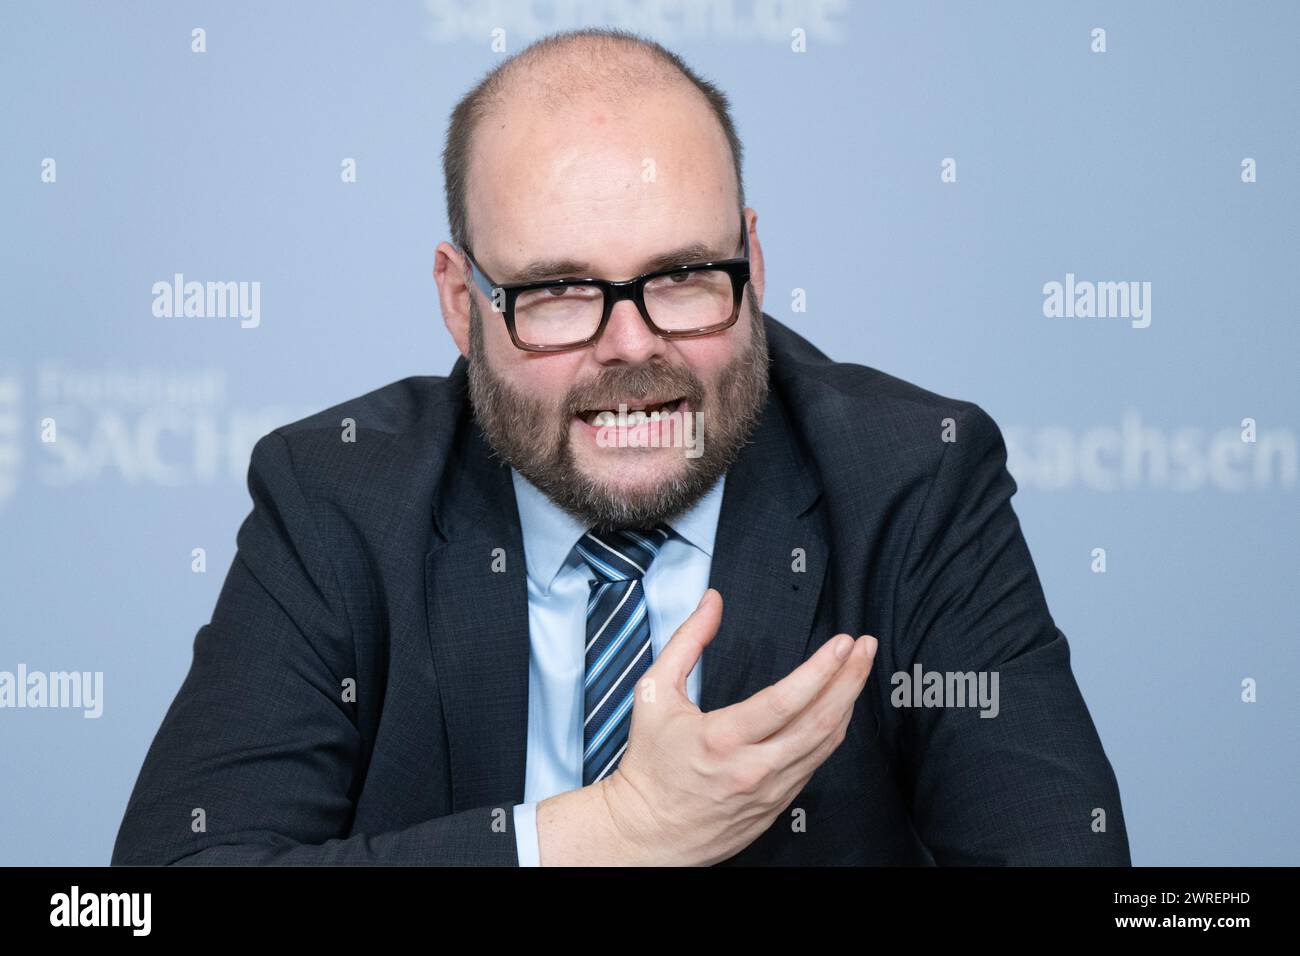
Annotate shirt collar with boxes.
[511,467,726,595]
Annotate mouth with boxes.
[573,396,687,428]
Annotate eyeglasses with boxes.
[459,214,751,352]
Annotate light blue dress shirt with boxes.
[509,467,725,866]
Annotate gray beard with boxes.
[466,295,769,533]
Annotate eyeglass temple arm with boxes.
[460,247,499,300]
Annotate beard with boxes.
[466,293,770,533]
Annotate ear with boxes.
[744,208,764,312]
[434,241,471,358]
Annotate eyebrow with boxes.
[498,236,737,285]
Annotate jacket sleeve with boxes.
[111,431,520,866]
[891,405,1130,865]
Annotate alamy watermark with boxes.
[50,886,150,935]
[152,273,260,328]
[891,664,999,718]
[1042,272,1151,328]
[594,402,704,458]
[0,664,103,718]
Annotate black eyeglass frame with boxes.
[459,214,751,353]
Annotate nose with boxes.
[590,298,668,365]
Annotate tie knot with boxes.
[576,525,671,583]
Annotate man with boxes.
[112,28,1129,866]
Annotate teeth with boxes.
[585,399,681,427]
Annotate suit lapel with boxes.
[425,392,531,812]
[701,388,827,713]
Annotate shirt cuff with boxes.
[513,801,541,867]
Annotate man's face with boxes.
[437,84,769,531]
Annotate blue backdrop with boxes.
[2,0,1296,865]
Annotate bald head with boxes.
[442,28,745,257]
[482,31,687,116]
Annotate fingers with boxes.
[651,588,723,696]
[711,631,870,746]
[757,635,877,762]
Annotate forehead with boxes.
[465,86,737,269]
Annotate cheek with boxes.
[679,336,744,387]
[510,354,584,410]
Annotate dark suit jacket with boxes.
[112,314,1130,866]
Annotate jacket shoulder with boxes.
[765,315,997,451]
[275,374,458,440]
[244,369,467,510]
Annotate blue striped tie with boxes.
[575,524,671,786]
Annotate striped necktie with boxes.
[574,524,671,786]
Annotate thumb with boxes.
[652,588,723,698]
